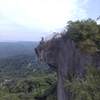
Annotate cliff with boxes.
[35,38,100,100]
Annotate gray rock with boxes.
[35,38,100,100]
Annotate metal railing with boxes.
[44,32,61,42]
[40,30,67,44]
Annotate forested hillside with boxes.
[0,53,53,81]
[0,42,38,58]
[0,42,57,100]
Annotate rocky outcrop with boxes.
[35,38,100,100]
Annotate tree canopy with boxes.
[65,18,100,54]
[65,66,100,100]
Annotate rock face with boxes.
[35,38,100,100]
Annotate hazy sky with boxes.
[0,0,100,41]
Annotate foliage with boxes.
[65,66,100,100]
[0,42,38,58]
[0,41,57,100]
[65,19,100,54]
[0,74,57,100]
[0,53,52,82]
[79,39,99,55]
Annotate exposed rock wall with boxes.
[35,38,100,100]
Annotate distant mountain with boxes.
[0,42,56,100]
[0,41,38,58]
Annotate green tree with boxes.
[65,66,100,100]
[65,18,100,54]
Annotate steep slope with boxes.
[35,38,100,100]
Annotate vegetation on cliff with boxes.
[64,18,100,100]
[65,18,100,55]
[65,66,100,100]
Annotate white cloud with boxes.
[76,0,89,6]
[0,0,89,41]
[97,21,100,24]
[0,0,88,29]
[83,0,89,5]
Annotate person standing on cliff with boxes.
[41,37,44,41]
